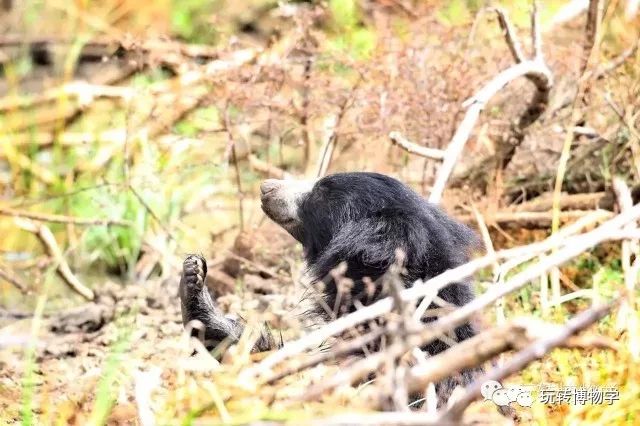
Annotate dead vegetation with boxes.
[1,0,639,425]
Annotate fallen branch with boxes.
[0,63,137,133]
[511,191,612,212]
[627,0,640,20]
[457,209,613,228]
[405,316,615,395]
[16,219,95,301]
[441,301,615,420]
[128,185,176,243]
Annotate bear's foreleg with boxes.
[179,254,275,353]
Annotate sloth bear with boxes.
[180,172,481,406]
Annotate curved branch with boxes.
[429,59,553,204]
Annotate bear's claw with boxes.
[182,254,207,290]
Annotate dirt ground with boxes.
[0,223,317,424]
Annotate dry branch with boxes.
[149,32,304,95]
[6,129,128,149]
[442,301,615,420]
[0,207,131,227]
[316,77,362,177]
[512,192,613,212]
[627,0,640,19]
[16,219,95,301]
[428,1,552,204]
[612,178,640,359]
[316,115,339,177]
[549,0,589,28]
[389,132,445,160]
[0,81,134,112]
[0,266,28,293]
[593,36,640,79]
[0,62,137,133]
[0,140,58,184]
[264,328,385,385]
[458,209,613,228]
[405,316,615,395]
[581,0,603,74]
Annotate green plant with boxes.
[171,0,219,43]
[88,319,133,426]
[327,0,376,59]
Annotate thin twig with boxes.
[264,328,385,385]
[247,154,291,179]
[592,36,640,79]
[0,207,131,227]
[531,1,543,60]
[471,205,504,324]
[128,186,176,242]
[491,7,526,63]
[389,132,445,160]
[581,0,604,74]
[0,81,134,112]
[0,266,28,293]
[550,0,603,305]
[316,76,362,177]
[223,104,245,232]
[16,219,95,300]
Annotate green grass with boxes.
[88,319,134,426]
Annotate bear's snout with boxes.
[259,178,316,242]
[260,179,281,196]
